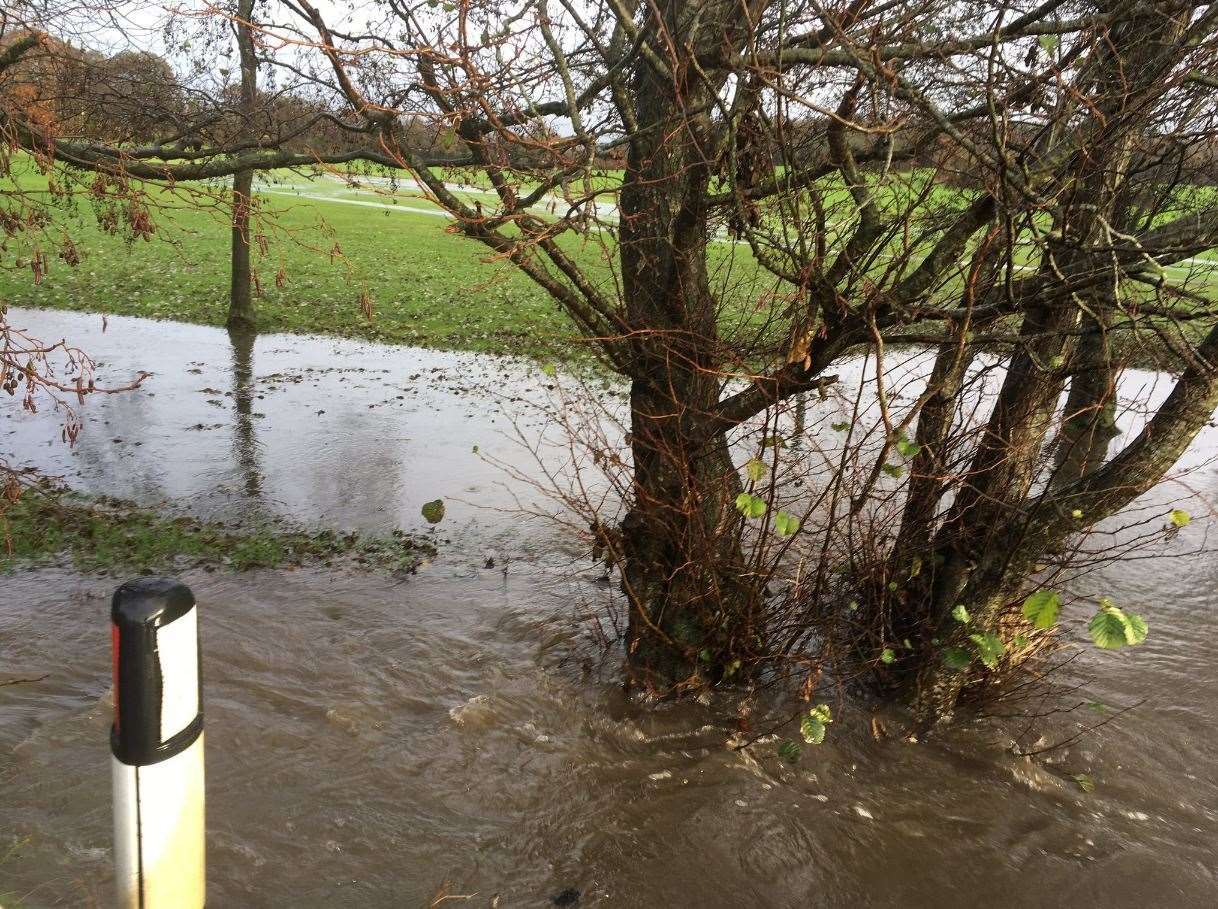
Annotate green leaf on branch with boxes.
[952,604,970,624]
[894,432,921,459]
[745,459,767,483]
[809,703,832,723]
[880,648,895,665]
[1124,609,1148,645]
[761,434,787,448]
[1169,509,1191,528]
[1088,598,1148,649]
[773,511,800,537]
[777,740,802,764]
[831,421,850,432]
[800,704,833,745]
[800,715,827,745]
[880,463,905,479]
[1021,589,1061,630]
[969,632,1005,669]
[942,646,972,670]
[421,499,445,524]
[1088,608,1127,649]
[735,492,767,519]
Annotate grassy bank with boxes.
[3,155,1216,366]
[0,159,618,361]
[1,487,436,575]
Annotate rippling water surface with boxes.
[2,309,1216,906]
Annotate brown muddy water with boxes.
[2,308,1217,907]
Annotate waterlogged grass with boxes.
[0,488,436,575]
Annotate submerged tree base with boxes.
[1,486,436,575]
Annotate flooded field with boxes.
[2,309,1217,906]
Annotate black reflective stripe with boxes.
[112,714,203,766]
[110,577,202,766]
[135,766,146,909]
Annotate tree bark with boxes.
[227,0,258,332]
[1052,311,1118,490]
[617,2,753,692]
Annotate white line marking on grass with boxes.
[258,189,455,219]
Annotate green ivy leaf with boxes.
[745,459,767,482]
[880,648,895,665]
[952,604,971,624]
[1170,509,1192,528]
[1022,589,1061,630]
[421,499,445,524]
[773,511,800,537]
[735,492,767,519]
[777,740,802,764]
[942,646,972,670]
[969,632,1005,669]
[880,463,905,479]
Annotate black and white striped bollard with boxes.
[111,578,205,908]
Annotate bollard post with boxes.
[110,577,205,908]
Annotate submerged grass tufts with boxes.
[1,486,436,575]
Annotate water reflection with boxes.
[228,325,265,500]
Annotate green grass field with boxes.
[3,155,1217,365]
[0,160,622,360]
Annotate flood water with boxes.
[2,308,1217,907]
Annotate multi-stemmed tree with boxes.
[8,0,1218,728]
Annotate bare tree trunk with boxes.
[1052,311,1118,490]
[227,0,258,332]
[903,5,1192,728]
[617,7,752,692]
